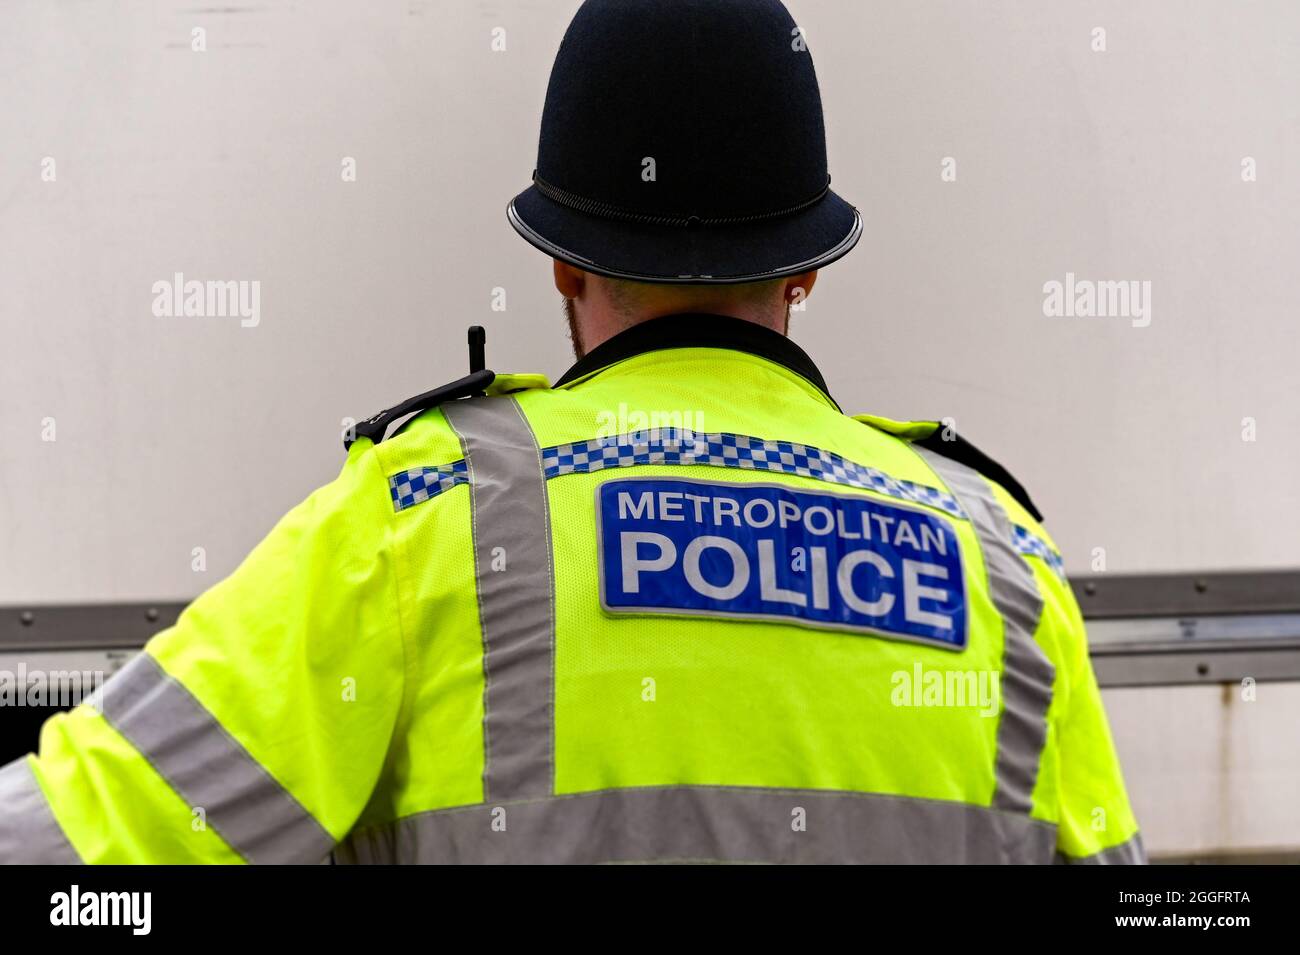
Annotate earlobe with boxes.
[785,269,818,304]
[553,259,585,299]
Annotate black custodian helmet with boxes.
[507,0,861,284]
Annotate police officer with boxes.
[0,0,1142,864]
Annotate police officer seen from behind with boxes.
[0,0,1142,864]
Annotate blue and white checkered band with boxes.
[385,428,1067,580]
[389,460,469,511]
[1012,524,1066,579]
[541,429,968,519]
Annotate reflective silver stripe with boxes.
[93,653,334,864]
[443,396,556,800]
[913,447,1055,813]
[1057,832,1148,865]
[334,786,1058,864]
[0,758,82,864]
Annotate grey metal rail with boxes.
[2,570,1299,688]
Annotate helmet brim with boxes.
[507,183,862,285]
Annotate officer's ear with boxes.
[784,270,818,305]
[553,259,586,300]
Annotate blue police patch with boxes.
[597,477,967,650]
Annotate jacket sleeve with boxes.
[0,442,407,863]
[992,482,1145,864]
[1043,571,1146,863]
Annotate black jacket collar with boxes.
[554,313,836,406]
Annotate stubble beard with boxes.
[563,297,584,359]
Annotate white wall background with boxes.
[2,0,1297,600]
[1,1,1297,857]
[1106,683,1300,858]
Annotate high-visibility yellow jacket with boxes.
[0,314,1143,863]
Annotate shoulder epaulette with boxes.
[912,430,1043,523]
[345,326,496,451]
[855,414,1043,523]
[345,368,495,450]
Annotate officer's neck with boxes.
[568,303,789,358]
